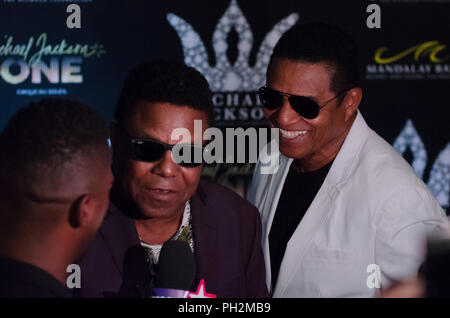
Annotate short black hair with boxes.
[115,60,214,126]
[0,98,109,185]
[269,22,360,99]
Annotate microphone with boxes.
[157,240,196,291]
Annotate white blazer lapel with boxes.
[273,175,336,297]
[259,155,293,292]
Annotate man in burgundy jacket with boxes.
[75,60,268,298]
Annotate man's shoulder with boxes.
[0,257,73,298]
[358,127,425,188]
[196,179,259,218]
[347,124,445,218]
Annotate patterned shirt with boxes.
[140,201,194,279]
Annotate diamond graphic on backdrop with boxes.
[427,144,450,209]
[394,119,449,212]
[393,120,427,179]
[167,0,299,92]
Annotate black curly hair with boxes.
[0,98,109,184]
[115,60,214,126]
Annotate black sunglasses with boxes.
[126,135,207,168]
[257,86,350,119]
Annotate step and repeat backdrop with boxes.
[0,0,449,213]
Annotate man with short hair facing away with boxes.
[0,99,113,298]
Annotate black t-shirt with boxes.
[269,160,333,290]
[0,256,73,298]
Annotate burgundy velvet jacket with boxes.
[75,180,269,298]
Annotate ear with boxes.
[68,194,95,229]
[343,87,363,122]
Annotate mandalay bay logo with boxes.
[0,33,105,96]
[167,0,299,126]
[366,41,450,80]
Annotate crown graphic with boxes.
[167,0,299,92]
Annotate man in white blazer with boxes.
[249,22,449,297]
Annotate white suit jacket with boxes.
[249,111,449,297]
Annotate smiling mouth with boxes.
[279,128,308,139]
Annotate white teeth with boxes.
[279,128,308,139]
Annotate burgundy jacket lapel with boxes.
[190,182,219,292]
